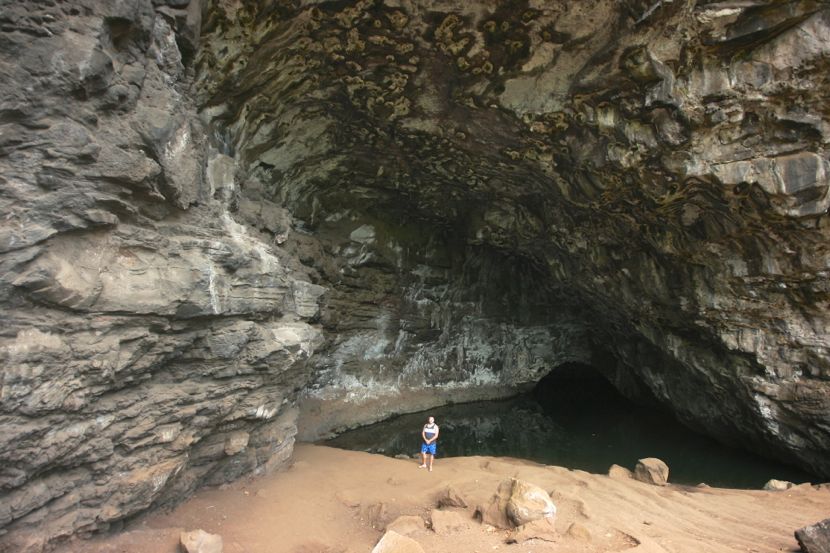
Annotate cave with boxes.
[1,0,830,549]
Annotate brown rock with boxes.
[608,464,633,480]
[430,509,469,534]
[566,522,592,542]
[371,530,425,553]
[512,518,558,543]
[385,515,425,536]
[506,479,557,526]
[634,458,669,486]
[475,479,556,529]
[180,529,223,553]
[436,485,468,508]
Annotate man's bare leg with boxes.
[419,452,427,468]
[428,454,433,472]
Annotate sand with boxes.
[58,444,830,553]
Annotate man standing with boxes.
[419,416,439,472]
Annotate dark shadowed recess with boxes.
[325,363,817,489]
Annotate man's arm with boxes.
[427,426,439,444]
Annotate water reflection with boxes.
[325,373,817,489]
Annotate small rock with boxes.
[764,479,794,491]
[371,530,425,553]
[608,464,633,480]
[512,518,557,543]
[795,517,830,553]
[394,453,410,460]
[180,529,223,553]
[430,509,468,534]
[566,522,592,542]
[634,458,669,486]
[436,485,468,508]
[385,515,425,536]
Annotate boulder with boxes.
[475,478,557,529]
[764,479,795,491]
[634,458,669,486]
[371,530,425,553]
[796,518,830,553]
[180,529,223,553]
[608,464,633,480]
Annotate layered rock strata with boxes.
[195,0,830,478]
[1,0,830,549]
[0,1,322,549]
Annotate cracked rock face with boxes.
[1,0,830,548]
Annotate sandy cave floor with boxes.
[56,444,830,553]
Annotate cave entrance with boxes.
[326,362,816,488]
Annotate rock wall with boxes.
[0,1,324,549]
[195,0,830,478]
[1,0,830,549]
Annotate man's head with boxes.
[428,416,435,424]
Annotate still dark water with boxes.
[326,371,817,489]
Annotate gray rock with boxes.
[795,518,830,553]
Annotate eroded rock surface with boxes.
[193,0,830,475]
[1,0,830,549]
[0,1,322,549]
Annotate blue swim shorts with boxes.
[421,442,437,455]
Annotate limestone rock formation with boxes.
[1,0,830,549]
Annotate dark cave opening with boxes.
[326,361,818,489]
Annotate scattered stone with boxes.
[507,479,557,527]
[608,464,633,480]
[634,458,669,486]
[795,518,830,553]
[430,509,469,535]
[371,530,425,553]
[566,522,592,542]
[360,502,389,529]
[511,518,558,543]
[475,478,557,529]
[385,515,425,536]
[180,529,223,553]
[764,479,795,491]
[394,454,410,460]
[436,485,468,508]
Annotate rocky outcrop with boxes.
[194,0,830,477]
[0,1,322,549]
[1,0,830,548]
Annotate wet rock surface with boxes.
[1,0,829,548]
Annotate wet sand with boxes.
[58,444,830,553]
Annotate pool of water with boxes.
[324,371,817,489]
